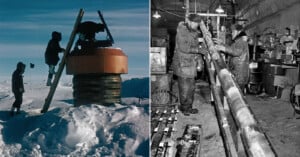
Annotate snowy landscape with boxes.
[0,78,149,156]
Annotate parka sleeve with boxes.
[225,39,247,57]
[20,75,24,91]
[49,41,64,53]
[12,72,17,92]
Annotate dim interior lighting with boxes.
[153,11,161,19]
[216,5,224,13]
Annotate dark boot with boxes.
[179,105,198,116]
[16,108,20,114]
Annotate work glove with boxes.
[215,44,226,52]
[19,88,24,93]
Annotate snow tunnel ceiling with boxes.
[151,0,300,35]
[236,0,300,34]
[151,0,235,30]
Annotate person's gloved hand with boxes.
[212,38,224,45]
[215,44,226,52]
[211,52,220,60]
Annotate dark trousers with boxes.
[12,92,23,112]
[48,73,53,80]
[178,76,195,111]
[47,65,55,81]
[239,84,246,94]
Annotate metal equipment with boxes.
[41,9,127,112]
[66,10,128,106]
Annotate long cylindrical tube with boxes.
[199,21,276,157]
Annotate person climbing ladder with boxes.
[44,31,65,86]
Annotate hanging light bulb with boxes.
[153,11,161,19]
[216,5,224,13]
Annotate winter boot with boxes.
[179,105,199,116]
[16,108,20,114]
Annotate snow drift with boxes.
[0,104,149,156]
[0,79,150,157]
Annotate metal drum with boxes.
[247,61,262,94]
[66,48,128,106]
[64,15,128,107]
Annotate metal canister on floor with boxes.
[247,61,263,94]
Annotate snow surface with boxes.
[0,79,149,156]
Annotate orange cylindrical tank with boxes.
[66,47,128,75]
[66,47,128,106]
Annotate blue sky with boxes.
[0,0,149,80]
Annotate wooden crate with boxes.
[151,74,171,105]
[151,47,167,74]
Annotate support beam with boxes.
[197,13,227,17]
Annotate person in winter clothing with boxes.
[11,62,26,116]
[172,14,206,115]
[215,24,250,92]
[45,31,65,86]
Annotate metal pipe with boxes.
[185,0,189,22]
[204,55,238,157]
[98,10,114,44]
[199,21,276,157]
[196,13,227,17]
[217,15,220,38]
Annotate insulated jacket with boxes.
[12,69,24,94]
[45,39,64,66]
[226,32,249,85]
[173,22,203,78]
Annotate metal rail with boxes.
[98,10,114,44]
[199,20,276,157]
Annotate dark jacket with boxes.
[173,22,204,78]
[12,69,24,94]
[225,32,249,85]
[45,39,64,66]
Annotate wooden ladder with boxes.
[41,9,84,113]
